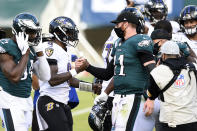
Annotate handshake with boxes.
[74,58,90,73]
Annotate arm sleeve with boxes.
[86,59,114,80]
[33,56,51,81]
[147,75,161,100]
[137,51,156,72]
[138,50,155,64]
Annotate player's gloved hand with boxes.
[16,32,29,55]
[94,92,108,105]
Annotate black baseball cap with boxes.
[151,29,172,40]
[111,12,138,25]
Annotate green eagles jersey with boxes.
[177,42,190,57]
[0,39,35,98]
[111,34,154,95]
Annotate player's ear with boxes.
[123,22,129,30]
[124,22,128,28]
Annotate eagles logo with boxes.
[45,48,54,57]
[138,40,151,47]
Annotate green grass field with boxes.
[72,91,95,131]
[72,74,95,131]
[0,91,95,131]
[0,74,95,131]
[0,91,155,131]
[0,73,155,131]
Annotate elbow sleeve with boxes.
[86,59,114,80]
[147,75,161,100]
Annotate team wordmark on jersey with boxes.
[138,40,151,47]
[45,48,54,57]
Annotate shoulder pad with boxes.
[0,46,6,53]
[0,39,11,54]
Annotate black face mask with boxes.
[153,41,161,55]
[114,27,124,39]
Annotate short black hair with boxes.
[154,20,172,34]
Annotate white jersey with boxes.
[173,32,197,56]
[101,29,118,96]
[170,21,180,34]
[145,21,154,36]
[39,42,71,104]
[146,20,180,36]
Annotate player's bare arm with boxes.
[0,50,30,83]
[187,48,197,63]
[68,77,102,95]
[48,64,71,86]
[32,74,40,90]
[48,62,85,86]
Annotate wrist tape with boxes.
[69,69,77,77]
[79,82,92,92]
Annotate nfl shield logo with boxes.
[45,48,54,57]
[174,74,185,88]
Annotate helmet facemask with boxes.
[150,8,167,24]
[53,25,79,47]
[179,5,197,36]
[183,22,197,36]
[25,28,42,46]
[12,17,42,46]
[145,0,168,24]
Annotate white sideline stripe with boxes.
[72,107,92,116]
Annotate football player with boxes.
[174,5,197,56]
[0,13,51,131]
[76,7,156,131]
[144,0,180,36]
[36,16,101,131]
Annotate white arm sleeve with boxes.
[33,56,51,81]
